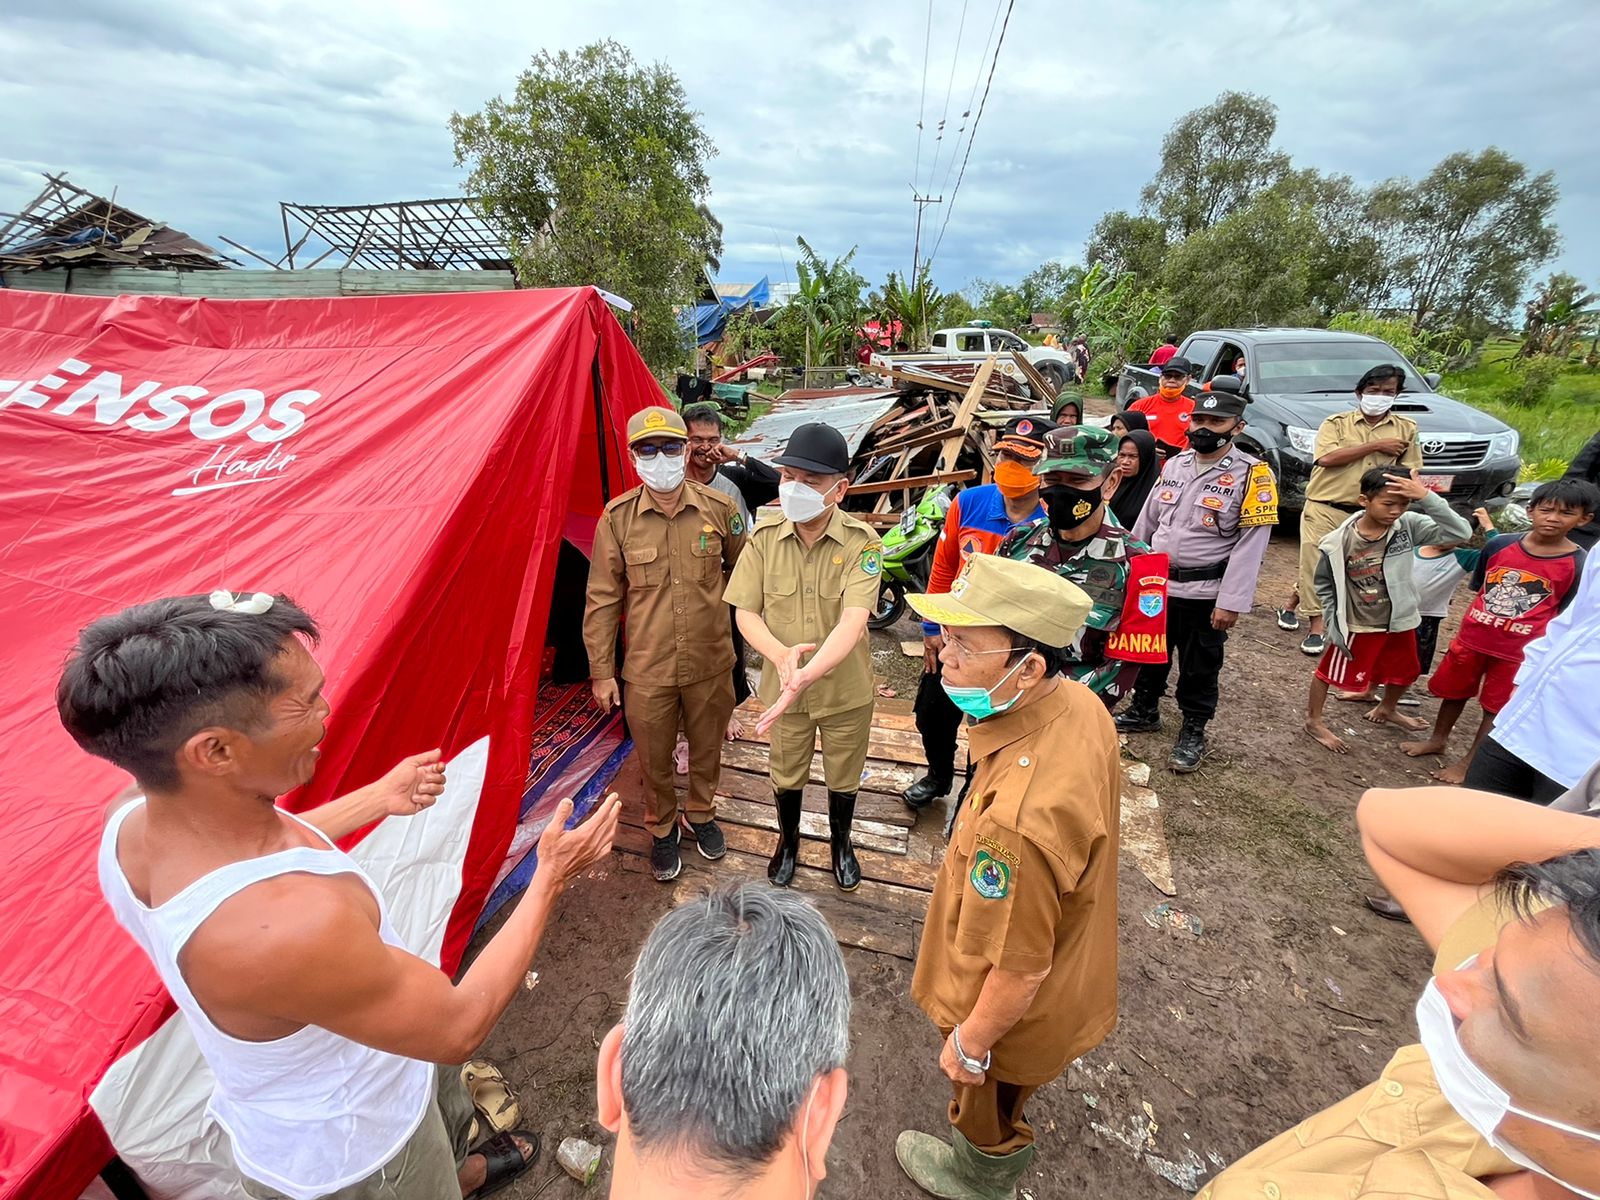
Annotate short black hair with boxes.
[1359,464,1409,497]
[1530,477,1600,517]
[57,593,318,791]
[1005,629,1072,678]
[681,402,724,431]
[1356,364,1407,394]
[1498,848,1600,965]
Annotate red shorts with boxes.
[1428,641,1520,713]
[1316,631,1421,692]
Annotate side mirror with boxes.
[1209,373,1244,395]
[1424,372,1441,390]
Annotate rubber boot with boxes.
[895,1128,1036,1199]
[767,789,802,886]
[1169,717,1208,773]
[1114,697,1162,733]
[827,789,862,891]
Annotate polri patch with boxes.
[862,548,882,576]
[970,850,1011,900]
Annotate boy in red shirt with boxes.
[1404,478,1599,783]
[1130,356,1196,458]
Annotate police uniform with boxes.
[897,555,1120,1196]
[1121,385,1277,771]
[583,407,745,879]
[721,423,882,890]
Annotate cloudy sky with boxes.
[3,0,1596,298]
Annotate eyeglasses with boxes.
[939,628,1020,658]
[634,442,686,459]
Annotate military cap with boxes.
[907,553,1092,649]
[627,406,689,444]
[1033,424,1118,476]
[994,414,1056,460]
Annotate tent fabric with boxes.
[680,275,770,345]
[0,286,653,1200]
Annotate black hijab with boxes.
[1110,430,1160,527]
[1111,409,1149,435]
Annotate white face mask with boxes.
[1416,964,1600,1199]
[779,479,834,524]
[634,452,685,493]
[1358,392,1395,418]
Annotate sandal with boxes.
[461,1060,520,1138]
[470,1129,541,1197]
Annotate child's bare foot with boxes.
[1305,717,1349,754]
[1334,688,1381,703]
[1364,705,1429,732]
[1431,759,1468,785]
[725,714,745,741]
[1402,736,1449,758]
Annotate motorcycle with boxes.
[868,484,956,630]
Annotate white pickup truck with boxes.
[870,325,1079,392]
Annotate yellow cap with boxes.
[907,553,1092,648]
[627,406,689,445]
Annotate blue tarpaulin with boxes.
[681,276,770,345]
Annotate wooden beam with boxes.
[936,357,996,475]
[846,469,975,496]
[1010,351,1059,404]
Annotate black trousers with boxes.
[1132,595,1226,722]
[913,669,963,782]
[730,612,752,706]
[1462,735,1566,805]
[1415,615,1443,675]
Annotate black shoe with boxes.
[650,829,682,881]
[1115,702,1162,734]
[827,790,862,891]
[1364,893,1412,923]
[1169,719,1208,773]
[1276,608,1301,632]
[687,818,726,861]
[902,772,952,811]
[768,789,803,886]
[1300,632,1326,657]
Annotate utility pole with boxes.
[910,189,942,280]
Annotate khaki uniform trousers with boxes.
[625,672,736,838]
[767,701,874,793]
[950,1074,1039,1156]
[242,1065,473,1199]
[1296,500,1350,619]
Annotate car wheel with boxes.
[1036,361,1069,395]
[868,580,907,631]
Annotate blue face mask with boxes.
[941,654,1035,721]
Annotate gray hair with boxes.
[620,884,851,1170]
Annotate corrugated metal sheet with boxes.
[730,388,901,463]
[0,267,517,297]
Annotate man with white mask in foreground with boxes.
[596,884,850,1198]
[1201,784,1600,1199]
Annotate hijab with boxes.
[1110,430,1160,527]
[1110,409,1150,435]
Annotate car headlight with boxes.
[1488,429,1520,460]
[1285,425,1318,456]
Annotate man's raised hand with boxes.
[535,793,622,889]
[374,750,446,817]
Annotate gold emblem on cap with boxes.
[644,411,667,428]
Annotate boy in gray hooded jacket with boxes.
[1305,466,1471,753]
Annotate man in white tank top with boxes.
[61,590,621,1199]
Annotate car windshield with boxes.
[1252,341,1428,394]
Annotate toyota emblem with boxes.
[1422,438,1447,455]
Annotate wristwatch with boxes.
[951,1025,991,1074]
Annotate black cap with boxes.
[1159,356,1194,377]
[1194,382,1248,418]
[773,422,851,473]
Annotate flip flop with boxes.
[461,1060,520,1137]
[471,1129,541,1197]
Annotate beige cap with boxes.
[907,553,1092,648]
[626,406,689,445]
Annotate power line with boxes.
[935,0,1003,204]
[928,0,1015,270]
[911,0,932,191]
[921,0,972,198]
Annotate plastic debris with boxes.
[556,1137,603,1185]
[1143,901,1203,936]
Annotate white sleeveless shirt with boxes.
[98,801,434,1199]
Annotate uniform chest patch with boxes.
[1158,488,1177,504]
[1218,473,1236,487]
[970,850,1011,899]
[1201,512,1217,528]
[1200,495,1225,510]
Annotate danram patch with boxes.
[970,850,1011,900]
[1139,590,1165,617]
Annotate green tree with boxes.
[1141,91,1290,240]
[1519,272,1598,359]
[873,265,945,350]
[1366,148,1560,334]
[450,40,721,369]
[1067,263,1173,371]
[972,279,1032,329]
[768,238,867,372]
[1083,211,1168,282]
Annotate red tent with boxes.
[0,286,652,1198]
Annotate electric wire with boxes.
[936,0,1004,203]
[911,0,933,191]
[920,0,972,197]
[928,0,1015,269]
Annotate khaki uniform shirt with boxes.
[1306,411,1423,505]
[1199,900,1520,1200]
[583,481,745,687]
[911,681,1122,1086]
[722,507,882,718]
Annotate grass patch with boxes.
[1442,340,1600,473]
[1165,763,1340,873]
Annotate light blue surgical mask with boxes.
[941,653,1035,721]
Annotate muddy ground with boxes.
[470,523,1477,1199]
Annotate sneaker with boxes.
[1276,608,1301,631]
[650,829,682,881]
[1114,703,1162,734]
[686,818,726,861]
[1299,632,1326,657]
